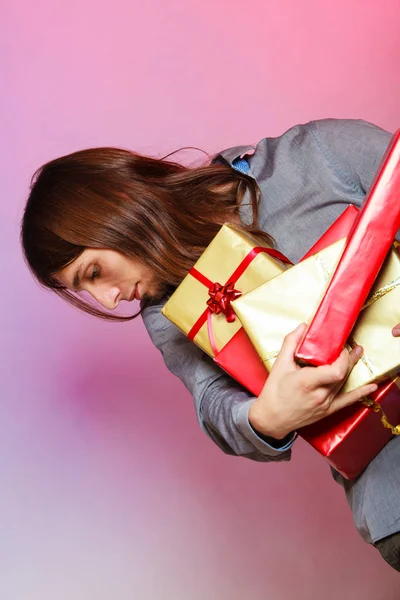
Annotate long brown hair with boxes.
[21,147,273,320]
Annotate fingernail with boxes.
[393,327,400,337]
[353,345,363,358]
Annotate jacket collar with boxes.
[213,145,255,169]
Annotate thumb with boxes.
[275,322,308,367]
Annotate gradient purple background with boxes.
[3,1,400,597]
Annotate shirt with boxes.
[142,118,400,544]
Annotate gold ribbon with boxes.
[361,276,400,310]
[361,396,400,435]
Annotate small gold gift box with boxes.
[232,239,400,392]
[161,224,289,357]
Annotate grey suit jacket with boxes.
[142,118,400,544]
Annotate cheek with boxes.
[132,261,152,281]
[123,256,155,284]
[144,266,157,283]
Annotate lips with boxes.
[128,284,141,302]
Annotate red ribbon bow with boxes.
[206,282,242,322]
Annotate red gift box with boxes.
[300,379,400,480]
[214,326,269,395]
[296,129,400,366]
[216,205,400,479]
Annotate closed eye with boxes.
[90,265,100,280]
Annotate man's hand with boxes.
[249,323,378,440]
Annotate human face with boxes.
[57,249,159,310]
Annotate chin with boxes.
[142,282,174,304]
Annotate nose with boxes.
[91,285,121,310]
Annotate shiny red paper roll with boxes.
[295,130,400,366]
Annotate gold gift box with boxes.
[346,248,400,390]
[161,224,288,357]
[232,239,400,392]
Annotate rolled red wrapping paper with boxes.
[295,129,400,366]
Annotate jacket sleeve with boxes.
[141,302,294,463]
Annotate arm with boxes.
[310,118,392,194]
[142,303,377,461]
[142,301,295,463]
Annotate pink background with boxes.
[3,0,400,597]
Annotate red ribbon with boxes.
[188,246,291,354]
[206,282,242,322]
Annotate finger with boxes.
[326,382,378,415]
[274,322,308,368]
[304,346,359,387]
[392,324,400,337]
[347,345,365,371]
